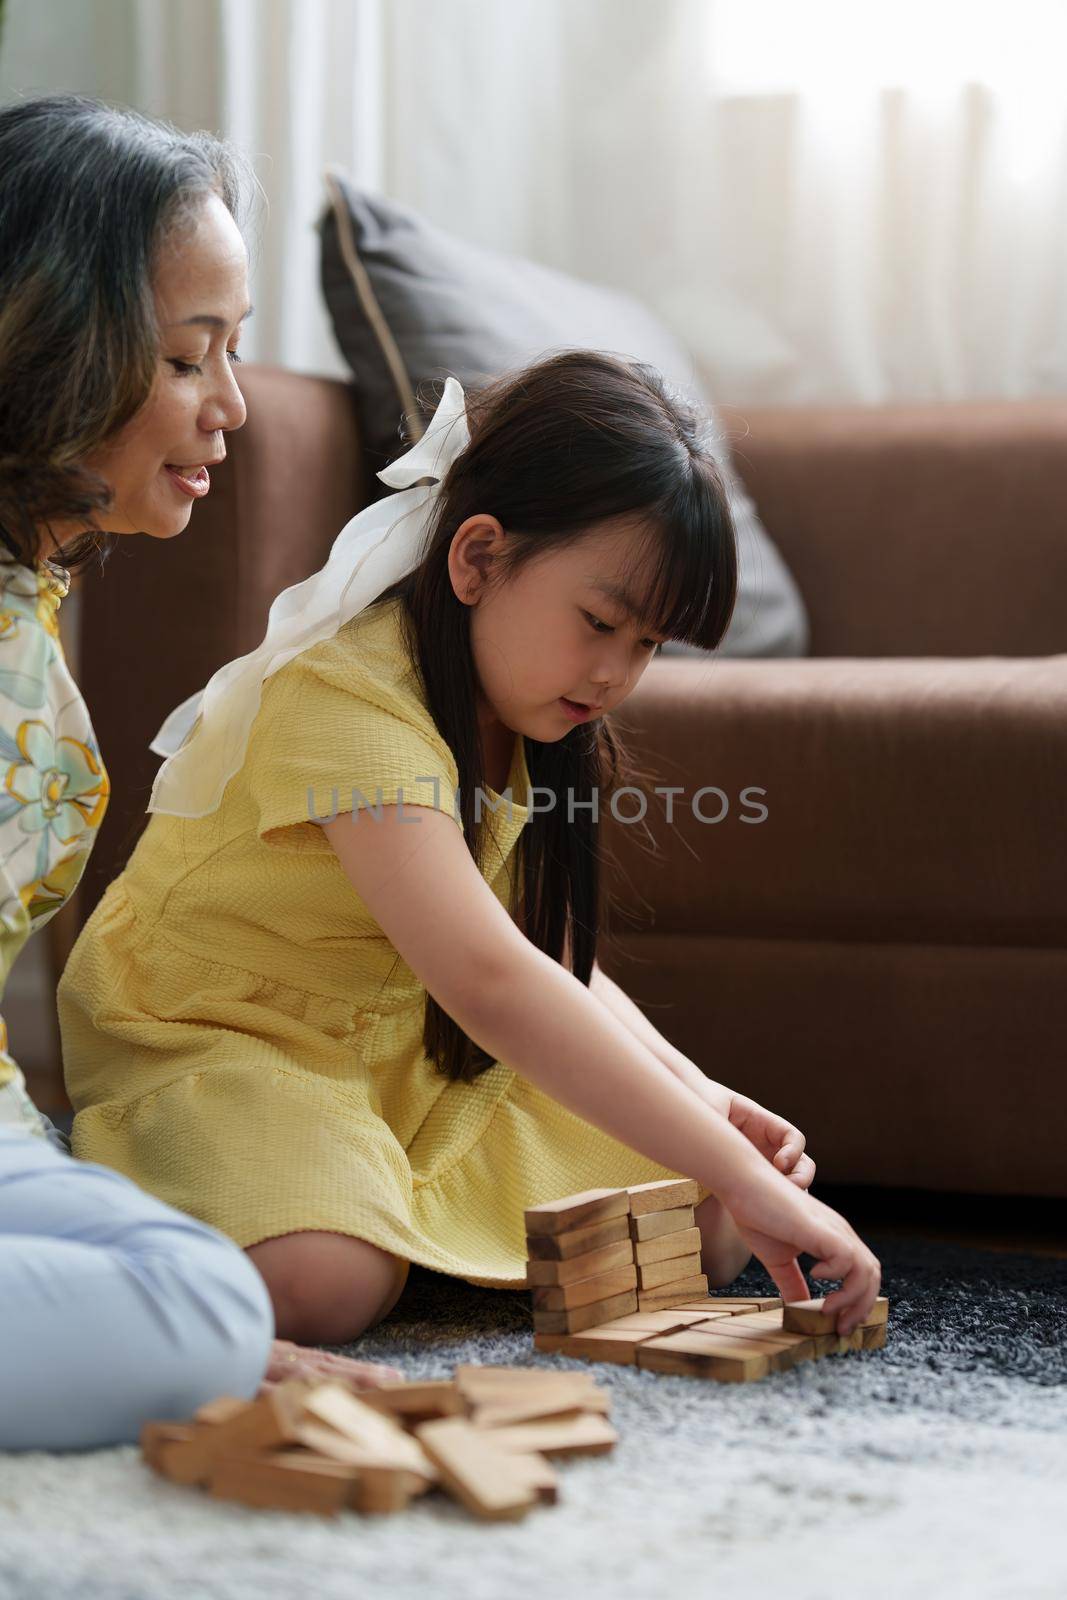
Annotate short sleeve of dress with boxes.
[245,641,462,851]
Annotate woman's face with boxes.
[82,192,251,540]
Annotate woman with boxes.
[0,93,400,1451]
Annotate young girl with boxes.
[0,94,398,1450]
[59,349,881,1347]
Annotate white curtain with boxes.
[1,0,1065,400]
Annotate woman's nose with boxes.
[201,367,247,434]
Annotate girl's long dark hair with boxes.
[375,349,738,1084]
[0,93,251,572]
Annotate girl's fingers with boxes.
[787,1154,816,1188]
[763,1255,810,1306]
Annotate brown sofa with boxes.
[72,366,1067,1199]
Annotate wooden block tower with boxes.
[524,1179,707,1337]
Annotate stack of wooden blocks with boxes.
[526,1180,889,1382]
[526,1177,708,1334]
[142,1365,618,1521]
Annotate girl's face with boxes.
[75,193,251,542]
[451,515,667,746]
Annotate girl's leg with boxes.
[0,1129,275,1452]
[247,1231,410,1344]
[694,1189,753,1288]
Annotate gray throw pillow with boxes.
[318,171,809,659]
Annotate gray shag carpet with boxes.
[2,1235,1065,1600]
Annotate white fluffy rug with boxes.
[2,1237,1065,1600]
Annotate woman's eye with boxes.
[168,350,243,377]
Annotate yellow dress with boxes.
[59,595,706,1287]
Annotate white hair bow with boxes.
[148,375,471,819]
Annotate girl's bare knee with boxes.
[246,1230,408,1344]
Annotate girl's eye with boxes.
[583,611,659,652]
[168,350,244,376]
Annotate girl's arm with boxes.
[322,805,878,1328]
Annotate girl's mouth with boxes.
[559,697,594,722]
[164,463,212,498]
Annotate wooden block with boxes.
[722,1309,787,1332]
[505,1452,560,1504]
[662,1296,783,1315]
[531,1264,637,1311]
[812,1327,867,1358]
[544,1329,646,1365]
[782,1297,890,1335]
[356,1379,467,1424]
[532,1330,573,1354]
[470,1381,611,1428]
[783,1297,839,1334]
[862,1296,890,1326]
[629,1207,696,1243]
[862,1322,888,1350]
[524,1188,630,1237]
[209,1448,359,1515]
[454,1364,600,1400]
[152,1381,311,1485]
[636,1252,703,1291]
[349,1465,423,1515]
[593,1309,724,1334]
[140,1421,195,1473]
[690,1320,815,1366]
[413,1417,542,1520]
[711,1328,811,1372]
[636,1331,771,1382]
[532,1287,639,1334]
[481,1412,618,1457]
[526,1214,632,1261]
[526,1238,635,1287]
[636,1275,709,1311]
[301,1385,434,1476]
[291,1419,437,1488]
[633,1226,702,1267]
[627,1179,701,1216]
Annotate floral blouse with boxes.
[0,561,110,1095]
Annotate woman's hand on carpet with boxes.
[726,1091,816,1189]
[720,1166,881,1335]
[257,1338,403,1395]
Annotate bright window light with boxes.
[706,1,1067,95]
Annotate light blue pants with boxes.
[0,1126,275,1452]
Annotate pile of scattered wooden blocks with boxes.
[526,1180,889,1381]
[141,1364,616,1521]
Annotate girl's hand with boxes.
[257,1338,403,1396]
[727,1092,816,1190]
[720,1164,881,1335]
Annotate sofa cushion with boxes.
[318,171,809,660]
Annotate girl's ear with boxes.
[448,514,507,605]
